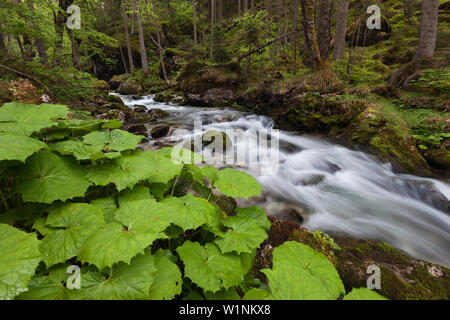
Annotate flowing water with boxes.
[118,94,450,268]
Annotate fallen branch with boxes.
[237,28,303,62]
[0,64,49,92]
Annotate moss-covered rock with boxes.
[118,80,143,95]
[93,80,110,91]
[343,104,431,175]
[178,60,248,98]
[109,74,130,90]
[255,217,450,300]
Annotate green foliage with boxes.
[0,102,387,300]
[410,68,450,95]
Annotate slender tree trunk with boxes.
[244,0,248,13]
[136,1,149,73]
[404,0,413,20]
[300,0,324,70]
[238,0,241,17]
[333,0,349,60]
[193,0,197,44]
[152,0,168,82]
[317,0,331,59]
[251,0,255,14]
[131,0,136,35]
[67,29,81,69]
[53,0,74,66]
[210,0,215,60]
[0,33,6,55]
[121,0,134,72]
[292,0,299,72]
[390,0,439,88]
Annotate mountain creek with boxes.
[116,94,450,269]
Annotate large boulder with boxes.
[93,80,110,91]
[151,124,170,138]
[109,74,129,90]
[118,80,143,95]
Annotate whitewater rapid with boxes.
[118,94,450,268]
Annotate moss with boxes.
[257,217,450,300]
[334,238,450,300]
[422,147,450,170]
[93,80,110,91]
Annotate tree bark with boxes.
[67,29,81,69]
[210,0,215,60]
[317,0,331,59]
[300,0,324,69]
[292,0,299,72]
[136,0,149,73]
[333,0,349,60]
[390,0,439,88]
[152,0,168,81]
[121,0,134,72]
[193,0,197,44]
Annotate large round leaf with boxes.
[86,151,182,191]
[78,200,170,270]
[0,133,48,162]
[39,203,105,267]
[83,129,144,152]
[155,194,216,231]
[0,102,68,136]
[262,242,345,300]
[17,150,92,203]
[214,168,262,199]
[176,241,244,293]
[0,224,42,300]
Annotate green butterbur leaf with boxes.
[39,203,105,267]
[87,151,182,191]
[0,102,69,136]
[214,168,262,199]
[236,206,271,231]
[79,253,157,300]
[242,288,270,300]
[262,242,345,300]
[49,140,104,160]
[0,224,42,300]
[215,215,268,254]
[155,194,216,231]
[147,250,182,300]
[0,133,48,162]
[17,150,92,203]
[16,264,77,300]
[83,129,144,152]
[78,200,170,270]
[177,241,244,293]
[344,288,387,300]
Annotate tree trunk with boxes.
[193,0,197,44]
[131,0,136,35]
[67,29,81,69]
[390,0,439,88]
[210,0,215,60]
[53,0,74,66]
[238,0,241,17]
[292,0,299,72]
[152,0,168,82]
[404,0,413,20]
[136,1,149,73]
[251,0,255,14]
[300,0,324,69]
[415,0,439,60]
[244,0,248,13]
[317,0,331,59]
[333,0,349,61]
[121,0,134,72]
